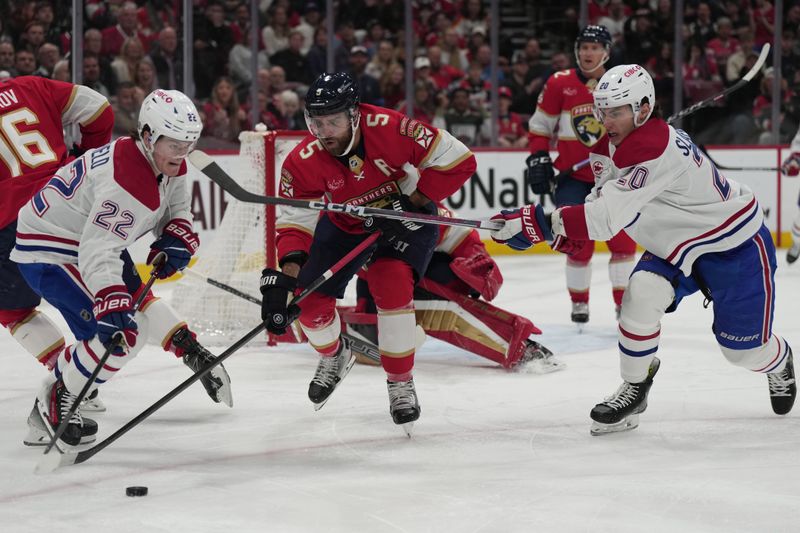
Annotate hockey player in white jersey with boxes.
[491,64,795,435]
[11,90,232,450]
[780,126,800,264]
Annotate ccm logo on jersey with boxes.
[520,205,542,243]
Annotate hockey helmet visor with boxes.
[305,111,352,138]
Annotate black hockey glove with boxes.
[526,151,555,195]
[68,143,85,158]
[259,268,301,334]
[363,194,435,244]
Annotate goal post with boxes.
[171,129,306,345]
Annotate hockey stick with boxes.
[697,145,779,172]
[188,150,504,231]
[667,43,770,124]
[39,252,166,457]
[181,268,382,364]
[551,44,772,182]
[35,233,380,472]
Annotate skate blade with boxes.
[590,414,639,436]
[401,421,414,438]
[211,366,234,408]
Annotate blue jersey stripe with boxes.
[14,244,79,257]
[674,205,758,270]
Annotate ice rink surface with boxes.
[1,254,798,533]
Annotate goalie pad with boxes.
[415,278,540,369]
[4,309,65,369]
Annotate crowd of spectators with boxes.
[0,0,798,148]
[582,0,800,144]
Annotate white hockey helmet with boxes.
[138,89,203,154]
[593,64,655,128]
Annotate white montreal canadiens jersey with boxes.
[585,119,763,275]
[11,138,192,296]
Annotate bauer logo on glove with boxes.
[520,206,542,244]
[489,204,553,251]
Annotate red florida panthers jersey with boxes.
[0,76,113,228]
[276,103,476,261]
[528,68,605,183]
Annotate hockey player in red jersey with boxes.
[12,90,232,451]
[526,25,636,325]
[259,72,476,432]
[342,204,563,373]
[0,76,112,409]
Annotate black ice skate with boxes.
[173,328,233,407]
[34,378,96,450]
[513,340,565,374]
[24,399,97,446]
[590,357,660,436]
[387,378,420,437]
[308,339,355,410]
[571,302,589,326]
[768,348,796,415]
[787,243,800,265]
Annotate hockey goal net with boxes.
[171,129,306,345]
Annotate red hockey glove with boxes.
[450,254,503,301]
[148,219,199,279]
[550,234,585,256]
[782,152,800,177]
[490,204,552,251]
[93,286,138,354]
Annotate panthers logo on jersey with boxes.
[571,103,605,147]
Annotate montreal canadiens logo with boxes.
[592,160,604,175]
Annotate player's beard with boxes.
[319,128,353,157]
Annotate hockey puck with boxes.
[126,486,148,497]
